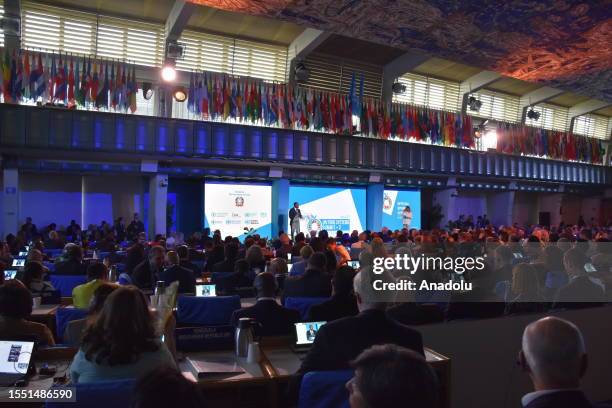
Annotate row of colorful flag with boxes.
[0,49,138,112]
[496,124,604,164]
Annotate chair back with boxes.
[43,261,56,272]
[284,297,329,320]
[177,295,241,326]
[298,370,353,408]
[545,271,569,289]
[55,307,88,343]
[45,379,135,408]
[50,275,88,296]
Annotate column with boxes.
[432,188,456,229]
[148,174,168,239]
[271,179,290,237]
[366,184,384,232]
[487,191,515,227]
[1,168,19,237]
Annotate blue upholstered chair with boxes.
[50,275,88,297]
[284,297,329,320]
[298,370,353,408]
[45,379,135,408]
[176,295,241,326]
[55,307,88,343]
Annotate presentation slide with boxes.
[382,189,421,230]
[204,183,272,240]
[288,185,366,234]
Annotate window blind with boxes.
[525,103,569,131]
[572,114,610,139]
[393,72,460,112]
[176,30,287,83]
[466,89,521,123]
[0,1,4,48]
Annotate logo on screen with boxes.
[235,196,245,207]
[307,217,322,232]
[383,193,393,211]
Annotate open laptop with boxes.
[18,251,28,257]
[347,260,360,269]
[0,340,35,386]
[196,284,216,297]
[293,321,326,353]
[12,259,26,268]
[3,270,18,280]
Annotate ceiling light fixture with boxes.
[173,86,187,102]
[141,82,153,100]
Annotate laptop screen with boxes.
[295,321,326,345]
[12,259,26,268]
[348,260,360,269]
[3,270,17,280]
[0,340,35,375]
[196,284,216,297]
[18,252,28,257]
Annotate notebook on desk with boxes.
[185,356,245,379]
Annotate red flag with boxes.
[67,59,75,104]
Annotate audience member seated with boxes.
[72,263,110,309]
[519,316,611,408]
[64,283,119,347]
[125,244,145,275]
[177,245,200,278]
[298,269,423,375]
[290,245,313,277]
[20,261,56,298]
[245,244,267,272]
[505,264,547,315]
[347,344,438,408]
[307,265,358,322]
[217,259,253,296]
[132,365,206,408]
[0,280,55,345]
[70,286,175,383]
[54,243,88,276]
[230,272,299,336]
[268,257,288,275]
[326,238,351,266]
[211,242,239,273]
[283,252,332,301]
[132,246,166,291]
[157,251,196,294]
[351,232,368,249]
[291,232,306,256]
[554,248,606,309]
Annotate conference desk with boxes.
[8,343,449,408]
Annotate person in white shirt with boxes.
[402,206,413,230]
[327,238,351,266]
[518,316,604,408]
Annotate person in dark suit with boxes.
[230,272,299,337]
[307,265,358,322]
[54,244,88,276]
[298,268,423,375]
[217,259,253,296]
[289,202,302,240]
[282,252,331,302]
[177,245,200,279]
[553,248,606,310]
[157,251,196,294]
[126,213,145,242]
[211,242,239,273]
[132,246,166,290]
[519,316,611,408]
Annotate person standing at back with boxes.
[289,202,303,240]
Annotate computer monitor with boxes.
[3,270,17,280]
[0,340,35,386]
[196,284,216,297]
[11,259,26,268]
[294,321,326,346]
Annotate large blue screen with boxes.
[382,189,421,230]
[288,185,366,234]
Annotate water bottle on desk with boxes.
[153,280,166,309]
[235,318,254,358]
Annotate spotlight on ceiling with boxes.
[161,64,177,82]
[173,86,187,102]
[468,96,482,112]
[141,82,153,100]
[527,107,541,121]
[392,80,407,95]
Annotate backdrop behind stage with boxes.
[204,182,272,240]
[288,185,366,234]
[382,189,421,230]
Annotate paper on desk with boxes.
[186,356,246,378]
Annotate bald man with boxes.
[519,317,611,408]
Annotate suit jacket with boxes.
[386,302,444,326]
[553,276,606,310]
[524,390,612,408]
[289,260,307,277]
[179,260,200,278]
[132,260,159,290]
[217,273,253,296]
[231,299,300,337]
[53,259,88,276]
[307,294,359,322]
[157,265,196,294]
[211,258,237,273]
[299,309,423,374]
[282,269,331,301]
[289,208,302,222]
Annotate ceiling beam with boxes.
[287,28,331,84]
[381,52,429,104]
[459,71,501,115]
[3,0,21,50]
[518,86,564,122]
[165,0,196,42]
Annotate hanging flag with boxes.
[187,71,195,113]
[129,64,137,113]
[109,62,115,109]
[23,51,31,100]
[2,48,12,102]
[54,53,66,102]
